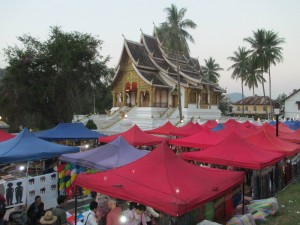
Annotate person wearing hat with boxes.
[52,195,68,225]
[40,211,57,225]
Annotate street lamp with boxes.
[273,102,280,137]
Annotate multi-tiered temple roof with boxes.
[112,30,224,93]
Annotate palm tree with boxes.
[201,57,223,83]
[244,58,265,96]
[158,4,197,54]
[158,4,196,121]
[244,29,269,118]
[265,30,285,114]
[227,47,250,115]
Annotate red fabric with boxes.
[0,130,15,142]
[75,143,245,217]
[258,123,292,135]
[271,122,294,133]
[246,129,300,156]
[99,125,167,146]
[242,121,257,128]
[169,128,225,149]
[225,192,233,221]
[180,132,285,170]
[170,122,203,137]
[145,121,177,136]
[202,120,218,129]
[215,125,257,138]
[223,119,240,127]
[279,129,300,143]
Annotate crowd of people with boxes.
[0,190,161,225]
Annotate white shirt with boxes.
[82,210,97,225]
[144,207,159,222]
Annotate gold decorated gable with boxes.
[112,55,151,93]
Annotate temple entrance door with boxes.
[172,95,178,108]
[125,92,130,106]
[144,91,150,106]
[130,92,136,106]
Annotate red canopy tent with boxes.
[242,121,258,129]
[169,128,225,149]
[170,122,203,137]
[202,120,218,129]
[75,143,244,216]
[180,133,285,170]
[223,119,240,127]
[272,123,294,134]
[0,130,15,142]
[214,124,257,138]
[99,125,167,146]
[246,129,300,157]
[145,121,177,136]
[258,123,292,135]
[279,129,300,143]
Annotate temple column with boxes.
[184,87,191,108]
[112,91,116,107]
[137,91,141,107]
[150,87,155,107]
[122,91,126,106]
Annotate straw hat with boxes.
[40,211,57,224]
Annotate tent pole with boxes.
[75,185,78,225]
[26,161,30,177]
[242,183,245,214]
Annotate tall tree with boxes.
[158,4,196,121]
[201,57,223,83]
[227,47,250,115]
[265,30,285,113]
[158,4,197,54]
[0,26,113,131]
[244,29,285,118]
[275,93,287,106]
[244,29,269,117]
[244,58,265,96]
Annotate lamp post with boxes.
[273,102,280,137]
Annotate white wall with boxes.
[285,91,300,119]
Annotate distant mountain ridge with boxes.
[226,92,246,103]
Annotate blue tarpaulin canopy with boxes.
[59,136,149,171]
[0,128,79,164]
[211,123,224,131]
[35,123,105,140]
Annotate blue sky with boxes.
[1,0,299,97]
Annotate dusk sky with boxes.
[1,0,299,98]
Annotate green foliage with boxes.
[0,26,113,130]
[276,93,287,105]
[157,4,197,55]
[85,119,97,130]
[257,178,300,225]
[201,57,223,83]
[219,95,232,115]
[244,29,285,116]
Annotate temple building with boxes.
[109,29,225,125]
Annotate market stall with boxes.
[74,142,245,224]
[99,125,167,147]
